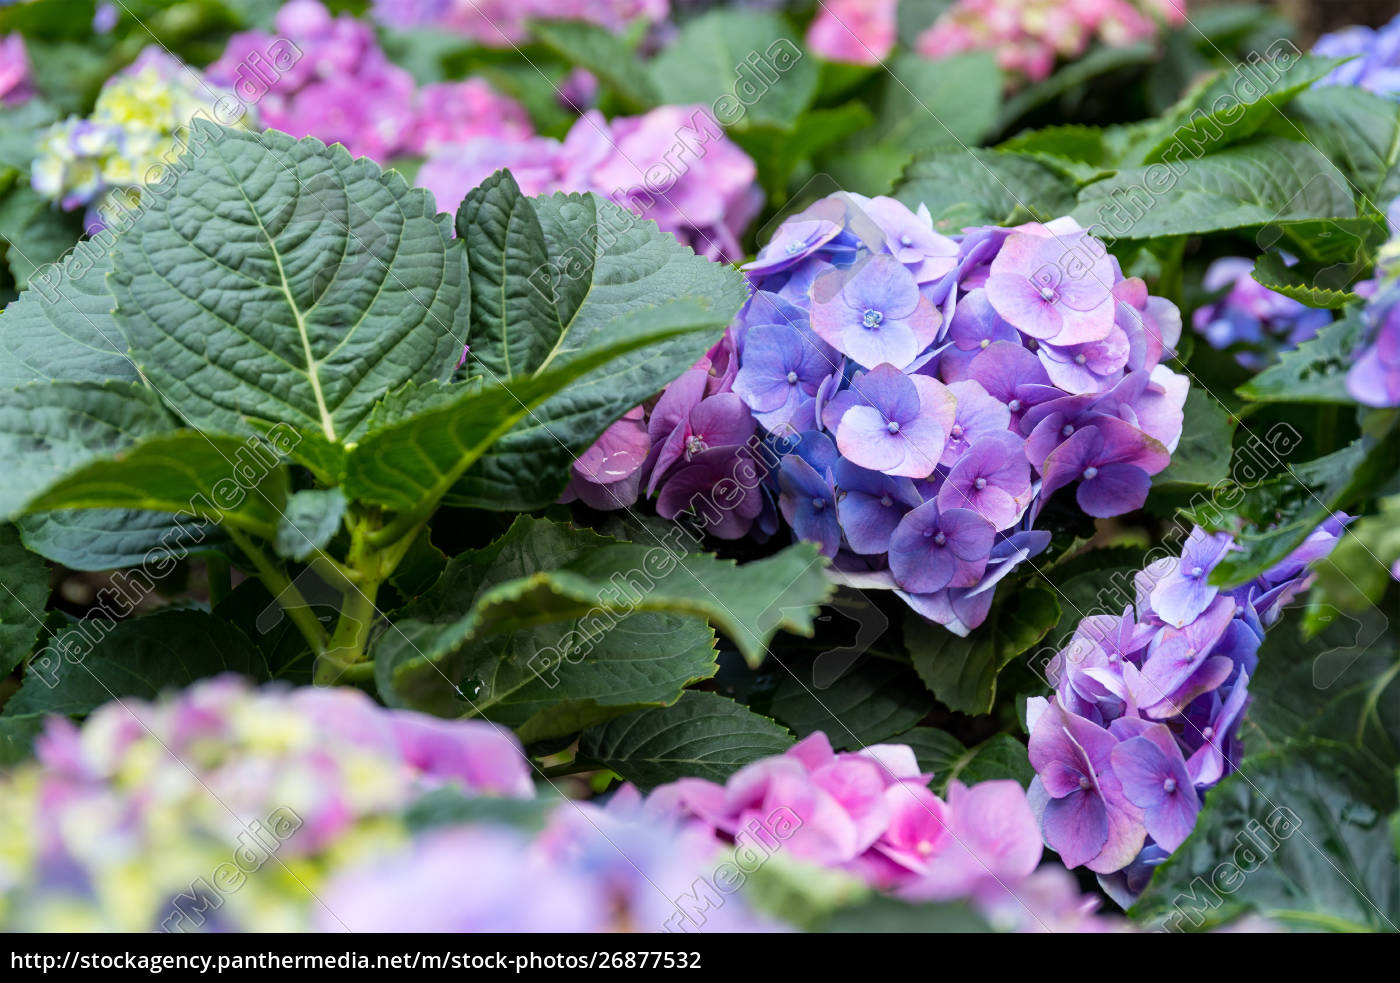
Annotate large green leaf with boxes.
[373,517,831,720]
[1249,251,1363,309]
[578,690,794,789]
[16,508,226,571]
[648,9,816,130]
[896,727,1033,794]
[896,149,1078,233]
[0,522,48,674]
[447,183,747,511]
[906,585,1060,715]
[876,52,1000,153]
[0,248,134,388]
[1131,742,1399,932]
[0,186,80,288]
[1237,310,1367,404]
[6,609,270,717]
[1139,55,1345,165]
[109,122,465,443]
[341,313,738,516]
[1278,86,1400,208]
[1073,137,1356,240]
[0,380,289,540]
[759,658,930,749]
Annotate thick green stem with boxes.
[316,581,380,684]
[226,527,328,656]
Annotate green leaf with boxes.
[0,523,49,673]
[0,186,79,287]
[1,389,291,540]
[760,658,929,749]
[896,149,1078,233]
[877,52,1000,153]
[1279,86,1400,207]
[578,690,794,789]
[342,313,736,517]
[1193,434,1396,586]
[529,19,659,111]
[373,517,831,721]
[895,727,1033,794]
[734,103,874,199]
[1073,137,1356,240]
[906,586,1060,715]
[0,713,43,766]
[16,508,226,571]
[6,609,268,717]
[1249,251,1362,308]
[1155,388,1238,488]
[0,248,136,388]
[109,122,466,443]
[818,895,994,933]
[1237,309,1366,404]
[273,488,346,562]
[1237,607,1399,767]
[1131,742,1399,932]
[399,186,745,512]
[648,10,815,130]
[1139,55,1345,165]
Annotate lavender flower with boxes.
[1313,13,1400,98]
[1,34,31,106]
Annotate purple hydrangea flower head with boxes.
[811,255,942,369]
[1,34,31,106]
[1027,517,1346,898]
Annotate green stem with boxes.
[316,582,380,684]
[226,527,328,656]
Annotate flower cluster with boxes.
[1192,257,1332,369]
[916,0,1187,83]
[1027,516,1348,904]
[632,731,1125,932]
[370,0,669,47]
[417,105,761,260]
[1313,13,1400,98]
[577,193,1185,634]
[207,0,532,163]
[1,34,32,106]
[805,0,898,66]
[30,48,247,217]
[0,675,531,931]
[0,675,785,933]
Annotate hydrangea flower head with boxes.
[805,0,898,65]
[568,191,1183,635]
[1313,13,1400,98]
[1027,516,1348,901]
